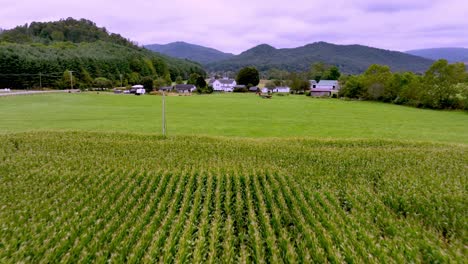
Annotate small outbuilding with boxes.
[272,86,290,93]
[132,84,146,95]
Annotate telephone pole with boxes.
[68,71,74,90]
[162,91,166,137]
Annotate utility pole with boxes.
[162,91,166,137]
[68,71,74,90]
[39,72,42,89]
[120,74,123,88]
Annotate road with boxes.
[0,89,79,97]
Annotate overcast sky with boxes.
[1,0,467,54]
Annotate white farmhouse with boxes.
[212,78,236,92]
[310,80,340,97]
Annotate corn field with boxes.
[0,132,466,263]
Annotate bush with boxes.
[93,77,112,89]
[233,87,248,93]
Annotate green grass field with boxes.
[1,93,467,143]
[1,93,467,262]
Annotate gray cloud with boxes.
[0,0,466,53]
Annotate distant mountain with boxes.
[206,42,434,74]
[145,42,234,64]
[406,48,468,63]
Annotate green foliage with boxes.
[362,64,393,100]
[153,77,169,89]
[195,76,207,89]
[0,17,136,47]
[93,77,112,88]
[339,75,365,98]
[288,72,310,93]
[233,86,248,93]
[236,66,260,86]
[310,62,327,82]
[187,73,200,85]
[175,76,184,84]
[141,76,154,92]
[0,18,205,89]
[339,60,468,110]
[0,132,466,262]
[421,60,467,109]
[327,66,341,80]
[265,81,276,88]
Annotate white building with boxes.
[272,86,290,93]
[132,84,146,95]
[212,78,236,92]
[310,80,340,97]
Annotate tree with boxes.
[265,81,276,89]
[339,75,365,98]
[141,76,154,92]
[175,76,184,84]
[187,73,200,85]
[154,77,168,89]
[325,66,341,80]
[236,66,260,87]
[361,64,392,100]
[93,77,112,88]
[289,73,310,93]
[310,62,327,82]
[195,76,207,89]
[422,60,467,109]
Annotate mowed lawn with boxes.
[1,92,467,143]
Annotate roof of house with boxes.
[249,86,259,91]
[317,80,339,85]
[274,86,290,89]
[310,80,317,84]
[160,86,172,90]
[174,84,196,90]
[215,78,236,84]
[132,84,144,88]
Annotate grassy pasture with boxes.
[0,93,466,262]
[0,93,467,143]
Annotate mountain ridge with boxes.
[206,41,434,74]
[406,47,468,63]
[145,41,234,64]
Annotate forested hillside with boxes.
[145,42,234,64]
[0,18,205,89]
[207,42,433,74]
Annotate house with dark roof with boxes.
[310,80,340,97]
[212,78,237,92]
[249,86,260,92]
[159,86,173,92]
[174,84,196,93]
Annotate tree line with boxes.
[339,60,468,110]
